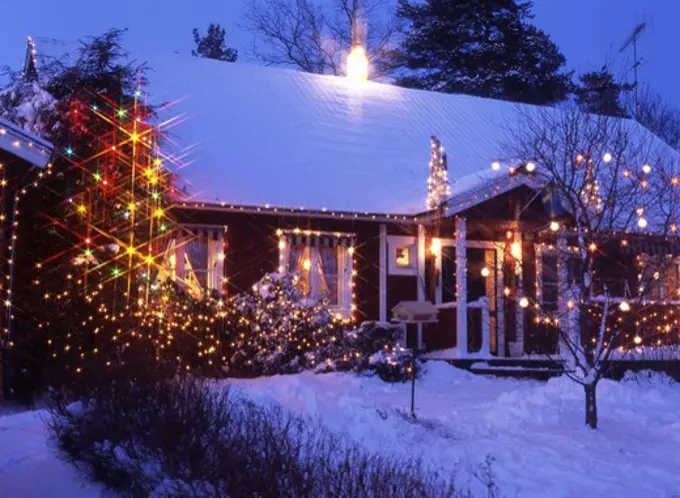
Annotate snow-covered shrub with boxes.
[219,273,343,375]
[315,321,420,382]
[49,366,470,497]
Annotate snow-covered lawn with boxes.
[232,363,680,498]
[0,409,104,498]
[1,363,679,497]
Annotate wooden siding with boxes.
[172,207,393,321]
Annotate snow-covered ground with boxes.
[0,409,105,497]
[233,363,680,498]
[1,363,679,497]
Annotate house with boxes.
[0,117,54,397]
[139,54,680,362]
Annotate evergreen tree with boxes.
[392,0,571,105]
[192,24,238,62]
[575,66,630,117]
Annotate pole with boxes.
[410,348,416,418]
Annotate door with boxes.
[466,246,498,354]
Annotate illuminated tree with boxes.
[426,135,451,210]
[511,105,680,428]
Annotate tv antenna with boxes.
[619,22,646,116]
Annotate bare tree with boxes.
[243,0,398,77]
[509,105,680,428]
[631,85,680,151]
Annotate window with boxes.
[280,234,354,313]
[538,251,582,313]
[638,254,680,300]
[178,229,225,299]
[395,247,412,268]
[387,235,417,275]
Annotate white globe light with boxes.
[549,221,560,232]
[525,162,536,172]
[481,267,491,277]
[637,217,648,228]
[603,152,613,163]
[633,335,642,345]
[642,164,652,174]
[491,161,501,171]
[619,301,630,312]
[519,297,529,308]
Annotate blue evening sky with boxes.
[1,0,678,103]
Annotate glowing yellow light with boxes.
[588,242,597,252]
[126,246,136,255]
[347,45,369,82]
[430,237,441,256]
[633,335,642,345]
[128,203,136,212]
[503,287,511,297]
[145,255,154,264]
[302,259,312,271]
[77,204,87,214]
[619,301,630,312]
[278,239,286,250]
[154,208,164,218]
[131,133,140,142]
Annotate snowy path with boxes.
[233,364,680,498]
[0,409,105,497]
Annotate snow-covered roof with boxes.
[146,53,551,214]
[0,117,53,167]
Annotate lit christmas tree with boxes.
[426,136,451,210]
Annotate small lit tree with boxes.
[510,105,680,428]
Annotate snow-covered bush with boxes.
[221,273,341,375]
[49,365,468,497]
[314,321,420,382]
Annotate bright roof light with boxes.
[347,45,369,83]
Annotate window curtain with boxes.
[186,238,209,290]
[318,246,339,305]
[288,245,310,296]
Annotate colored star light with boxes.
[65,147,74,156]
[116,108,126,118]
[112,267,121,277]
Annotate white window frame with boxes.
[279,234,353,317]
[387,235,418,276]
[174,226,226,297]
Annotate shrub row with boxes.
[49,363,466,498]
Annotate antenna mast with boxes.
[619,22,646,117]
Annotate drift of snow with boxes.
[230,363,680,498]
